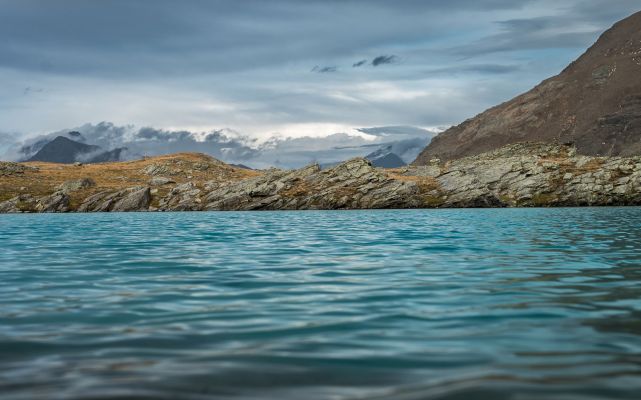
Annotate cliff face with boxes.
[414,11,641,165]
[406,143,641,208]
[1,145,640,212]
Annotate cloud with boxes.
[425,64,520,76]
[0,132,18,157]
[451,16,601,57]
[311,66,338,73]
[371,55,398,66]
[23,87,44,95]
[357,126,437,137]
[9,122,255,162]
[0,1,639,142]
[4,122,434,169]
[448,5,641,59]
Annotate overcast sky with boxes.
[1,0,639,143]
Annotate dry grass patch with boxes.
[0,153,260,207]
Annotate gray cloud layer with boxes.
[0,0,639,145]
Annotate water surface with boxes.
[1,209,641,399]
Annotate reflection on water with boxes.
[0,208,640,399]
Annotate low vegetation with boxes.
[0,153,257,205]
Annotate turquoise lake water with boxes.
[1,209,641,399]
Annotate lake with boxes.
[1,209,641,399]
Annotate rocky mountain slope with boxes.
[27,136,126,164]
[1,144,640,212]
[414,10,641,164]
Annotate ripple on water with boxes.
[1,209,641,399]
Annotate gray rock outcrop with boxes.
[158,182,202,211]
[204,158,420,210]
[0,162,39,176]
[0,192,70,213]
[406,143,641,207]
[2,144,640,212]
[77,186,151,212]
[149,177,175,186]
[57,178,96,193]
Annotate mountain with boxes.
[229,163,253,170]
[26,136,125,164]
[414,10,641,164]
[365,146,406,168]
[27,136,102,163]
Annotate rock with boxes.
[37,191,70,212]
[57,178,96,193]
[0,192,70,213]
[73,162,83,167]
[142,155,226,177]
[157,182,202,211]
[204,180,220,191]
[193,162,212,171]
[422,143,641,207]
[149,176,175,186]
[78,186,151,212]
[0,195,37,213]
[204,158,420,211]
[172,182,197,193]
[111,187,151,212]
[0,162,39,176]
[143,164,172,176]
[3,143,641,212]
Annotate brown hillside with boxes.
[0,153,258,205]
[414,10,641,164]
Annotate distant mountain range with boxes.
[415,10,641,164]
[27,136,126,164]
[365,146,406,168]
[18,126,433,168]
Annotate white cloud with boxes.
[3,122,436,169]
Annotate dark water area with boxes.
[1,209,641,399]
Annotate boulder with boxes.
[78,186,151,212]
[37,191,70,212]
[149,176,175,186]
[57,178,96,193]
[0,192,70,213]
[157,182,203,211]
[0,195,37,213]
[0,162,39,176]
[143,163,172,176]
[111,187,151,212]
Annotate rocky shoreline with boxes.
[1,143,640,213]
